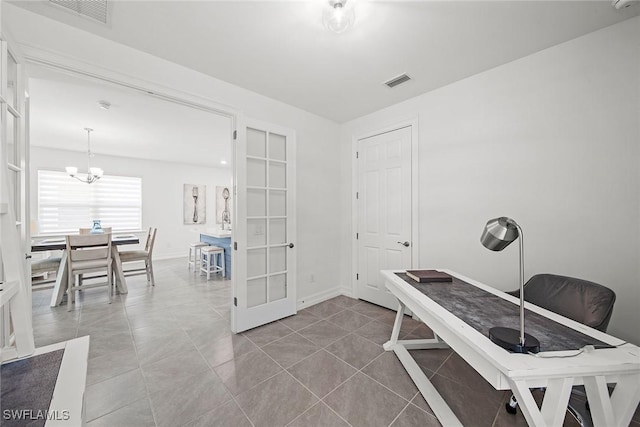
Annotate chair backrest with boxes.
[521,274,616,332]
[66,234,112,265]
[79,227,112,235]
[144,227,158,255]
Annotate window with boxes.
[37,170,142,234]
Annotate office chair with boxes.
[505,273,616,426]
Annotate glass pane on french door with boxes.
[246,128,289,307]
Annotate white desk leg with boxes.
[383,302,406,351]
[509,378,573,427]
[50,250,68,307]
[111,246,128,294]
[585,373,640,427]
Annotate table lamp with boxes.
[481,217,540,353]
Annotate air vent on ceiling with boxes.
[49,0,108,24]
[384,73,411,88]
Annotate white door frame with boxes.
[351,117,420,300]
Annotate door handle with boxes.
[25,254,32,260]
[397,241,410,247]
[288,243,295,249]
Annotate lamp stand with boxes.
[488,223,540,353]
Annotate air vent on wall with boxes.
[49,0,108,24]
[384,73,411,88]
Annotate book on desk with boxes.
[406,269,452,283]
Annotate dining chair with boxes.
[65,233,113,311]
[31,256,62,290]
[118,227,158,286]
[79,227,112,235]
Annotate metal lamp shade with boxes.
[480,217,519,251]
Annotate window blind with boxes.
[37,170,142,234]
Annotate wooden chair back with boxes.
[79,227,112,235]
[144,227,158,256]
[66,234,112,265]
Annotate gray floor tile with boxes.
[324,372,408,427]
[408,348,452,373]
[326,295,361,308]
[86,397,155,427]
[243,321,294,347]
[263,332,320,368]
[184,319,233,348]
[390,403,441,427]
[298,320,349,347]
[325,333,384,369]
[183,400,252,427]
[149,370,232,427]
[86,330,136,360]
[353,319,394,345]
[349,301,393,319]
[279,310,322,331]
[236,371,318,427]
[326,309,372,332]
[134,329,196,366]
[305,300,345,319]
[362,352,419,400]
[141,346,211,394]
[214,349,282,396]
[435,352,505,403]
[288,402,350,427]
[85,369,148,422]
[196,333,259,368]
[288,350,356,398]
[86,346,139,386]
[430,373,503,427]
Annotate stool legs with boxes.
[188,246,203,271]
[200,250,224,280]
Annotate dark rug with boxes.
[1,349,65,427]
[396,273,610,352]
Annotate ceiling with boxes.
[8,1,640,123]
[27,63,232,168]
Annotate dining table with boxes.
[31,234,140,307]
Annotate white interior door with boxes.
[357,126,412,310]
[232,118,296,333]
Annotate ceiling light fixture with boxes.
[323,0,355,34]
[66,128,103,184]
[97,100,111,110]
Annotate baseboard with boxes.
[297,286,343,310]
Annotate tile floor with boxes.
[30,258,640,427]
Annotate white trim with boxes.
[350,117,420,300]
[297,286,342,310]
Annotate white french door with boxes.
[232,118,296,333]
[356,126,412,310]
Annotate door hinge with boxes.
[356,273,359,280]
[356,233,359,240]
[356,151,359,159]
[233,297,237,306]
[234,241,238,250]
[233,130,237,140]
[356,192,359,200]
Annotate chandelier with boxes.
[66,128,103,184]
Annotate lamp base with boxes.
[489,327,540,353]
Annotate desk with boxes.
[32,235,140,307]
[381,270,640,427]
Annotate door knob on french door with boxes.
[398,241,410,247]
[288,243,295,248]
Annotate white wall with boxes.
[341,17,640,344]
[30,146,232,259]
[4,3,342,305]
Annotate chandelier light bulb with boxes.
[323,0,355,34]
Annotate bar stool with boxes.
[188,242,209,271]
[200,246,225,280]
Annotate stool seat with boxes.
[188,241,210,271]
[200,246,225,280]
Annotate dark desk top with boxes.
[396,272,611,352]
[31,235,139,252]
